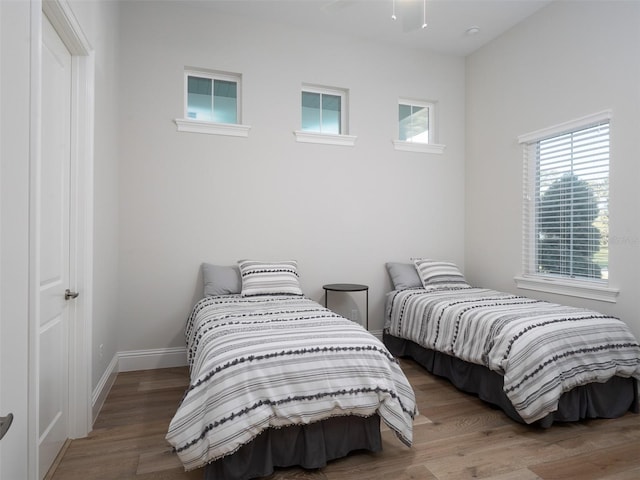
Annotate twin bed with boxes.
[166,259,640,479]
[384,259,640,427]
[166,261,416,480]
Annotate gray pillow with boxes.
[202,263,242,297]
[385,262,422,290]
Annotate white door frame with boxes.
[29,0,93,476]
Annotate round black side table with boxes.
[322,283,369,329]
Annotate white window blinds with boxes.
[520,112,611,283]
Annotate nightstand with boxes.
[322,283,369,329]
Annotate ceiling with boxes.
[189,0,554,56]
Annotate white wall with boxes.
[66,0,121,397]
[116,0,466,352]
[465,1,640,337]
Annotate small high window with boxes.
[398,100,433,143]
[301,88,344,135]
[294,84,356,146]
[175,68,250,137]
[186,70,239,123]
[393,98,444,154]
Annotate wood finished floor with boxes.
[49,359,640,479]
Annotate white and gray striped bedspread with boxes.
[166,295,417,471]
[386,287,640,423]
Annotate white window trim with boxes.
[175,68,251,137]
[514,275,619,303]
[298,84,353,144]
[517,110,612,144]
[294,130,357,146]
[392,140,445,154]
[515,109,615,301]
[394,98,445,154]
[175,118,251,137]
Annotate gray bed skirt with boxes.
[383,332,639,428]
[203,414,382,480]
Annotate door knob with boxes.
[0,413,13,441]
[65,289,79,300]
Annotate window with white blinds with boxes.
[519,111,611,284]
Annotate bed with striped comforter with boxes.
[166,294,417,471]
[385,286,640,424]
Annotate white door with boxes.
[1,2,37,479]
[38,13,73,478]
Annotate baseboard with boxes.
[117,346,188,372]
[92,354,118,425]
[91,347,188,425]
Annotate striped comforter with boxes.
[386,286,640,423]
[166,295,417,471]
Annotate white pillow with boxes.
[413,259,469,288]
[238,260,303,297]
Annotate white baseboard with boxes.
[92,354,118,425]
[118,346,188,372]
[91,347,188,425]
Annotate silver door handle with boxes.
[65,289,79,300]
[0,413,13,441]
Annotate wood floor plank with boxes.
[530,442,640,480]
[49,360,640,480]
[136,448,185,475]
[599,467,640,480]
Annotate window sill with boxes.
[294,130,357,147]
[393,140,446,154]
[513,275,619,303]
[174,118,251,137]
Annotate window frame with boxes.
[174,68,250,137]
[294,84,356,146]
[515,110,618,302]
[393,98,445,154]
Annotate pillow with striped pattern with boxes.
[238,260,303,297]
[413,259,469,288]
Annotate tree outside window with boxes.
[537,173,603,279]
